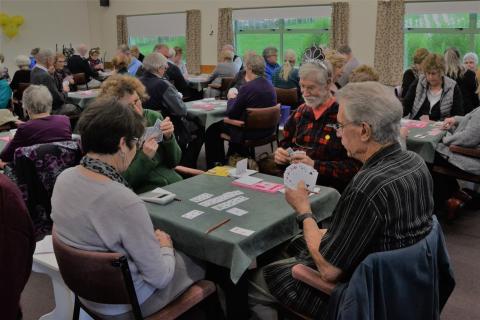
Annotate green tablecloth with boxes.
[147,173,340,283]
[185,100,227,129]
[404,121,446,163]
[187,75,209,92]
[0,131,10,151]
[67,90,99,109]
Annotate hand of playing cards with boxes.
[283,163,318,191]
[140,119,163,145]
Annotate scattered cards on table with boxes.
[227,207,248,216]
[190,193,214,203]
[284,163,318,191]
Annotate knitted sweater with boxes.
[123,109,182,193]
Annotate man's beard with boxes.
[303,94,328,108]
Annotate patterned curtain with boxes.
[330,2,349,50]
[186,10,201,74]
[116,15,128,47]
[374,0,405,86]
[217,8,233,62]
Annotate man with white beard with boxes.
[273,61,361,191]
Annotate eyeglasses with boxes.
[327,121,358,132]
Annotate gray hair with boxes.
[143,52,168,73]
[299,62,331,86]
[245,54,265,77]
[262,47,278,58]
[23,85,53,115]
[464,52,479,64]
[336,82,402,144]
[15,55,30,68]
[36,49,54,65]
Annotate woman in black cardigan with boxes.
[444,47,479,114]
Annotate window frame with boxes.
[233,6,331,63]
[404,5,480,67]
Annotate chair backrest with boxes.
[15,82,31,101]
[329,216,455,320]
[245,104,281,130]
[220,77,235,91]
[52,228,139,305]
[275,87,298,108]
[73,73,87,85]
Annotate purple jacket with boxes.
[0,115,72,162]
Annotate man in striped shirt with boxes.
[250,81,434,318]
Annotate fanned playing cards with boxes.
[283,163,318,191]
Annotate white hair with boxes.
[36,49,54,65]
[23,85,53,115]
[15,55,30,68]
[336,82,402,144]
[143,52,168,73]
[464,52,479,64]
[298,62,331,86]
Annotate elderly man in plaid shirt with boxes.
[274,61,361,191]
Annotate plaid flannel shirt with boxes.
[280,102,361,189]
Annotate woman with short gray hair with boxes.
[273,61,361,191]
[10,55,31,96]
[463,52,479,81]
[0,85,72,165]
[204,53,277,168]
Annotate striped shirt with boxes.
[264,143,434,317]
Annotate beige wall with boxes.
[0,0,92,73]
[91,0,380,67]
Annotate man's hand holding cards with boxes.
[284,163,318,192]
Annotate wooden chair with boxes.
[12,82,30,119]
[289,217,454,320]
[432,145,480,219]
[52,228,219,320]
[221,104,280,158]
[207,77,234,99]
[275,87,298,109]
[73,73,88,90]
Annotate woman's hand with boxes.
[155,229,173,248]
[442,117,457,130]
[142,137,159,159]
[160,117,174,140]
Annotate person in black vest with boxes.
[152,44,200,101]
[139,53,204,168]
[67,44,99,87]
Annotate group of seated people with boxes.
[1,41,479,319]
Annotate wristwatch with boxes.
[296,213,318,229]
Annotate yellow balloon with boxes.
[11,16,24,26]
[0,13,9,26]
[4,24,18,38]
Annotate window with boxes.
[233,6,331,65]
[404,2,480,67]
[127,13,186,56]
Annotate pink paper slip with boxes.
[0,136,11,142]
[401,120,428,129]
[191,103,216,111]
[232,180,285,193]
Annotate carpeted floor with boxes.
[20,208,480,320]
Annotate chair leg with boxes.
[73,296,81,320]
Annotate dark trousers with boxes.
[205,121,250,169]
[179,126,205,168]
[430,153,461,210]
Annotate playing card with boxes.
[181,210,205,220]
[230,227,255,237]
[236,158,248,176]
[284,163,318,191]
[227,207,248,216]
[190,193,214,203]
[286,147,294,156]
